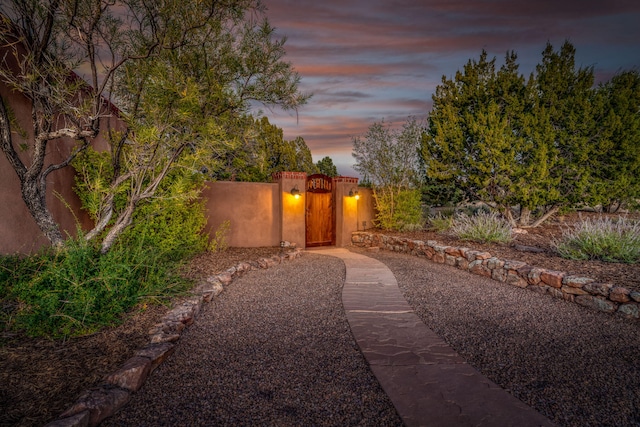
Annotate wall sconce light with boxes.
[349,188,360,200]
[291,185,301,199]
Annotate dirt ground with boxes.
[1,212,638,426]
[386,211,640,292]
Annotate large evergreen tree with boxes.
[423,41,603,226]
[589,70,640,211]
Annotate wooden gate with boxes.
[305,174,335,247]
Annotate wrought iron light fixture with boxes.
[291,185,301,199]
[349,188,360,200]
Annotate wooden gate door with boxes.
[305,174,335,247]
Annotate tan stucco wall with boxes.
[202,181,281,248]
[276,172,307,248]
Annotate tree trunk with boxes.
[530,205,560,228]
[99,201,136,254]
[21,178,65,247]
[518,206,531,227]
[503,207,517,227]
[1,96,64,247]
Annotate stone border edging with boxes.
[45,248,304,427]
[351,232,640,320]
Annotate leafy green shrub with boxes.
[2,171,209,338]
[4,236,192,338]
[428,213,454,232]
[374,188,423,231]
[451,211,512,243]
[208,220,231,253]
[554,216,640,263]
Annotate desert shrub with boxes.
[428,212,454,232]
[554,216,640,263]
[451,211,512,243]
[208,220,231,253]
[374,188,423,231]
[4,235,192,338]
[2,174,209,338]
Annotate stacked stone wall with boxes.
[352,232,639,320]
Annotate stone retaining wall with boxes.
[46,248,304,427]
[351,232,640,320]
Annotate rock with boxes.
[366,246,380,252]
[469,260,491,277]
[540,270,565,288]
[474,252,492,260]
[575,295,618,313]
[525,267,544,286]
[134,342,176,372]
[631,291,640,303]
[59,386,130,427]
[485,257,505,270]
[491,267,507,282]
[150,332,181,344]
[104,356,152,391]
[617,303,639,319]
[561,285,589,296]
[270,255,282,265]
[444,255,457,266]
[217,271,233,285]
[562,275,595,288]
[444,246,462,257]
[506,271,528,288]
[45,411,90,427]
[547,287,564,299]
[583,282,613,297]
[609,286,631,303]
[455,257,469,271]
[432,253,445,264]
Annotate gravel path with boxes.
[103,253,402,426]
[354,248,640,427]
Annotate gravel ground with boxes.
[354,248,640,427]
[103,253,402,426]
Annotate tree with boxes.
[352,117,423,230]
[207,116,315,182]
[589,70,640,211]
[316,156,338,177]
[1,0,308,252]
[423,42,597,227]
[524,41,596,224]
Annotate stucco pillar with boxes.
[273,172,307,248]
[333,176,360,247]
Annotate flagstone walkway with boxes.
[309,247,555,427]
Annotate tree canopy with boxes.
[0,0,309,251]
[421,41,639,226]
[316,156,338,177]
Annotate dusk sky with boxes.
[262,0,640,177]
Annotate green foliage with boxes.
[374,188,423,231]
[208,220,231,253]
[209,116,317,182]
[422,41,611,226]
[2,236,191,338]
[316,156,339,177]
[588,70,640,211]
[555,216,640,263]
[353,117,422,189]
[451,211,512,243]
[428,213,454,232]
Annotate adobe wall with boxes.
[274,171,307,247]
[202,181,281,248]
